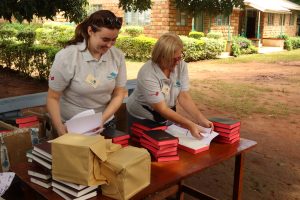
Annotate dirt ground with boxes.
[0,59,299,200]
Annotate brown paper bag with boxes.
[101,146,151,200]
[52,134,107,186]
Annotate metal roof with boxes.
[244,0,300,13]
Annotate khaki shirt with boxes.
[126,60,189,121]
[49,42,127,121]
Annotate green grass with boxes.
[210,49,300,64]
[190,79,296,117]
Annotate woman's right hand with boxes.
[57,123,67,136]
[188,122,206,139]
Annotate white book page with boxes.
[166,124,219,150]
[65,111,102,134]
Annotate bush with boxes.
[188,31,205,39]
[123,26,143,37]
[116,35,156,61]
[231,36,257,57]
[16,31,36,45]
[284,37,300,50]
[206,31,223,39]
[276,34,289,40]
[202,38,225,59]
[180,36,205,62]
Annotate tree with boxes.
[0,0,88,23]
[118,0,152,12]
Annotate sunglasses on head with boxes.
[103,17,123,29]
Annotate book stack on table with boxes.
[210,117,241,144]
[27,141,98,199]
[26,142,52,189]
[130,120,179,162]
[141,130,179,162]
[16,115,39,128]
[52,179,98,200]
[101,129,130,147]
[130,119,167,144]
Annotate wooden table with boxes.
[11,138,257,200]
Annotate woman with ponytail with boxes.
[47,10,127,136]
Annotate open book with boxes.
[165,124,219,154]
[65,109,102,135]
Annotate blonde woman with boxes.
[126,33,213,138]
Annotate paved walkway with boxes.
[217,46,285,59]
[258,46,285,54]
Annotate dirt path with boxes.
[0,60,299,199]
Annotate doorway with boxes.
[246,10,257,38]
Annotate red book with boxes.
[142,130,178,146]
[214,137,240,144]
[16,115,38,124]
[154,155,180,162]
[132,119,167,131]
[178,144,209,154]
[140,138,178,150]
[131,127,144,137]
[153,150,178,157]
[209,117,241,129]
[113,139,129,145]
[214,126,240,134]
[101,129,130,142]
[33,142,52,160]
[141,142,177,156]
[18,120,39,128]
[217,132,240,139]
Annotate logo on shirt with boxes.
[149,92,159,96]
[49,76,55,80]
[174,80,181,88]
[107,72,118,80]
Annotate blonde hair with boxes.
[151,33,183,69]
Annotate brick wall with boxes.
[97,0,124,18]
[203,9,241,40]
[143,0,192,38]
[261,13,297,38]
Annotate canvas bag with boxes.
[52,134,107,186]
[101,146,151,200]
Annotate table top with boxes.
[11,138,257,200]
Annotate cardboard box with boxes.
[0,121,33,172]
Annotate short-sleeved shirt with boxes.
[49,41,127,121]
[126,60,189,121]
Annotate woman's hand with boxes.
[57,123,67,136]
[188,122,206,139]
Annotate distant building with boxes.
[90,0,300,39]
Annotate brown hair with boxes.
[151,33,183,69]
[66,10,122,48]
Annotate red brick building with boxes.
[91,0,300,40]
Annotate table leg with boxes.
[233,153,245,200]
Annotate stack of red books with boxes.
[101,129,130,147]
[130,119,167,144]
[141,130,179,162]
[210,117,241,144]
[16,115,39,128]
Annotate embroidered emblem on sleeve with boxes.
[107,72,118,80]
[149,92,159,96]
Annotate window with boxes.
[176,10,187,26]
[280,14,286,25]
[125,10,151,26]
[289,14,295,26]
[267,13,274,25]
[214,14,229,26]
[88,4,102,15]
